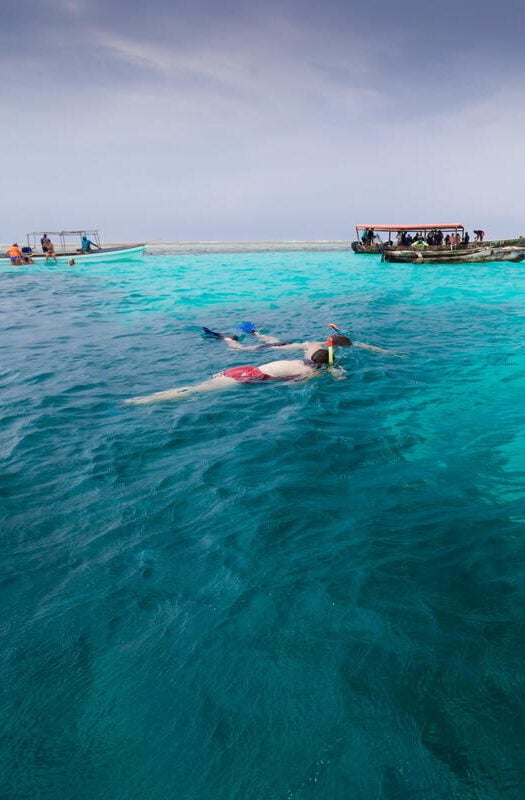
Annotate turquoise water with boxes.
[1,250,524,799]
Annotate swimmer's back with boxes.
[260,359,315,379]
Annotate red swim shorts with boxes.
[221,365,269,383]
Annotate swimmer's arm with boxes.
[353,341,399,355]
[329,366,347,380]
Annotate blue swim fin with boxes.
[235,321,257,334]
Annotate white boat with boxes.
[48,243,146,265]
[2,230,146,265]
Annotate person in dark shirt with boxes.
[21,246,33,264]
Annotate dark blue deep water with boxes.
[1,250,524,799]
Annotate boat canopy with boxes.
[356,223,464,232]
[26,230,101,253]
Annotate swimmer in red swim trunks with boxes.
[125,349,333,405]
[220,365,273,383]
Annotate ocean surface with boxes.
[1,249,524,799]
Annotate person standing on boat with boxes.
[45,241,58,264]
[81,235,101,253]
[40,234,51,253]
[473,230,485,242]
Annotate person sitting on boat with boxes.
[361,228,376,247]
[410,239,428,249]
[7,244,23,265]
[40,234,51,253]
[81,235,101,253]
[125,348,336,405]
[202,322,396,355]
[21,246,34,264]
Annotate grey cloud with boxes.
[2,0,525,240]
[3,0,525,105]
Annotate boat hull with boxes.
[383,245,525,264]
[351,241,383,254]
[1,243,146,266]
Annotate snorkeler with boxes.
[125,348,334,405]
[202,322,395,356]
[202,320,281,346]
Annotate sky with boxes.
[3,0,525,241]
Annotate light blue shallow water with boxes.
[1,250,524,799]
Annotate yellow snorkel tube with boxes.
[327,323,339,365]
[327,336,334,366]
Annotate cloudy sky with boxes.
[3,0,525,241]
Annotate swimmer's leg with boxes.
[202,328,243,348]
[253,341,292,349]
[202,326,226,339]
[124,375,236,405]
[124,386,195,404]
[254,332,282,343]
[202,325,281,348]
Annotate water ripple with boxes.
[0,252,524,799]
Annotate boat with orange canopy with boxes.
[351,223,525,263]
[351,223,465,253]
